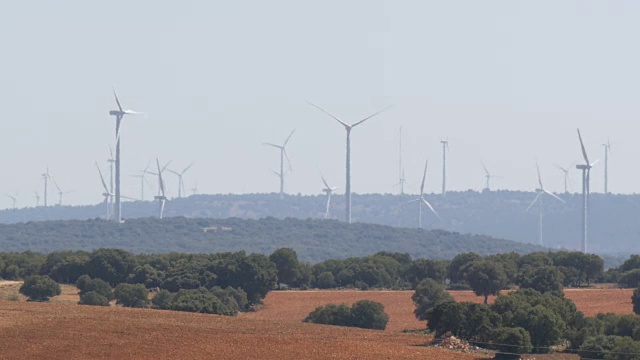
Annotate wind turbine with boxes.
[154,158,168,219]
[409,160,441,228]
[130,162,152,201]
[321,175,339,219]
[481,162,499,191]
[263,130,295,199]
[576,129,598,253]
[603,140,611,194]
[107,147,115,211]
[168,163,194,198]
[308,102,393,223]
[6,194,17,210]
[41,168,50,208]
[398,127,407,195]
[51,177,72,206]
[191,183,198,196]
[34,192,40,207]
[96,162,113,220]
[109,89,143,223]
[554,164,571,194]
[441,139,449,195]
[526,163,566,246]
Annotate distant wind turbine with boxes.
[526,163,565,246]
[398,127,407,195]
[603,140,611,194]
[130,162,152,201]
[441,139,449,195]
[51,177,73,206]
[107,147,115,211]
[41,168,50,208]
[321,174,339,219]
[481,162,499,191]
[34,192,40,208]
[6,194,17,209]
[168,163,194,199]
[409,160,440,228]
[109,89,143,223]
[554,164,572,194]
[263,129,295,199]
[576,129,598,253]
[308,102,393,223]
[96,162,113,220]
[154,159,168,219]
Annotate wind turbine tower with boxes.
[263,130,295,199]
[526,163,565,246]
[108,90,143,223]
[398,127,407,195]
[603,140,611,194]
[41,169,50,208]
[154,159,168,219]
[321,175,338,219]
[308,102,393,223]
[481,162,498,191]
[409,160,441,228]
[34,192,40,207]
[441,140,449,195]
[576,129,598,253]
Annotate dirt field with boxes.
[241,288,635,333]
[0,300,490,360]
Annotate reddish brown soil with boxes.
[0,300,489,360]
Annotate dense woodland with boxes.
[0,217,548,263]
[0,191,638,255]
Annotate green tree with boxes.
[606,336,640,360]
[491,327,533,359]
[425,300,465,337]
[79,278,114,301]
[578,335,618,360]
[114,283,150,308]
[350,300,389,330]
[405,259,448,288]
[79,291,110,306]
[304,303,353,327]
[412,278,454,321]
[269,248,302,287]
[633,287,640,316]
[448,252,481,284]
[19,275,61,302]
[466,260,507,304]
[151,289,174,310]
[168,288,234,315]
[517,265,564,295]
[86,248,137,286]
[315,271,336,289]
[619,270,640,289]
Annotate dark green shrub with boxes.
[316,272,336,289]
[633,288,640,316]
[168,288,234,315]
[79,278,114,301]
[151,289,174,310]
[79,291,110,306]
[114,283,150,308]
[491,327,532,359]
[350,300,388,330]
[19,275,61,302]
[618,269,640,288]
[412,278,453,321]
[210,286,249,313]
[305,303,353,327]
[578,335,618,359]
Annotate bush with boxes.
[168,288,234,315]
[79,291,110,306]
[79,277,114,301]
[608,336,640,360]
[578,335,618,359]
[151,289,174,309]
[114,283,150,308]
[516,265,564,295]
[316,272,336,289]
[618,270,640,289]
[304,300,389,330]
[633,288,640,316]
[19,275,61,302]
[350,300,389,330]
[210,286,249,313]
[412,278,453,321]
[491,327,533,359]
[425,301,465,337]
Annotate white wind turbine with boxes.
[526,163,566,246]
[409,160,441,228]
[168,163,194,199]
[108,89,143,223]
[576,129,598,253]
[397,127,407,195]
[481,162,500,191]
[554,163,573,194]
[34,192,40,207]
[321,174,339,219]
[6,194,17,209]
[603,140,611,194]
[263,129,295,199]
[51,177,73,206]
[96,162,113,220]
[154,159,168,219]
[308,102,393,223]
[130,162,152,201]
[441,139,449,195]
[41,168,50,208]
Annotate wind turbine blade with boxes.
[283,129,296,147]
[161,161,172,173]
[262,142,282,149]
[407,198,420,204]
[320,174,330,189]
[420,160,428,196]
[554,163,568,173]
[577,128,590,165]
[351,105,394,128]
[95,162,109,193]
[307,102,350,128]
[181,163,194,175]
[160,200,165,219]
[109,147,114,160]
[113,89,123,112]
[590,160,599,167]
[52,177,62,193]
[481,162,489,176]
[536,163,543,189]
[124,110,143,115]
[421,198,441,220]
[156,159,166,197]
[543,189,565,204]
[143,161,151,174]
[167,169,180,176]
[526,192,543,212]
[284,149,293,172]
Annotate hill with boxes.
[0,191,635,254]
[0,217,545,262]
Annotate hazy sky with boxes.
[1,1,639,208]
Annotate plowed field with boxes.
[242,288,635,332]
[0,301,489,360]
